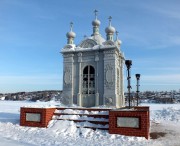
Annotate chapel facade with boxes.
[61,11,125,108]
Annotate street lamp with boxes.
[125,60,132,109]
[135,74,140,106]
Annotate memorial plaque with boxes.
[117,117,139,128]
[26,113,41,122]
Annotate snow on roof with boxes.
[88,34,106,45]
[61,33,122,53]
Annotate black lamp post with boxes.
[125,60,132,109]
[135,74,140,106]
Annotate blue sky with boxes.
[0,0,180,93]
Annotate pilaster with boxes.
[62,53,74,105]
[77,52,82,106]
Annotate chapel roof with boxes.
[61,10,122,53]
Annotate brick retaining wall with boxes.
[109,106,150,139]
[20,106,150,139]
[20,107,56,127]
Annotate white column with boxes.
[77,53,82,106]
[120,59,125,107]
[70,59,74,105]
[95,52,99,106]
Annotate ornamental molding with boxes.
[64,58,74,62]
[78,52,82,62]
[115,59,120,66]
[95,52,99,61]
[82,52,95,56]
[105,97,113,106]
[64,67,72,86]
[77,52,82,57]
[63,54,74,62]
[61,44,75,53]
[79,39,97,48]
[104,53,114,58]
[63,44,73,50]
[103,50,116,58]
[103,40,115,46]
[63,54,74,58]
[103,50,115,54]
[82,59,95,62]
[104,64,114,88]
[115,52,120,58]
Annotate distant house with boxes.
[157,96,175,103]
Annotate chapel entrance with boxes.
[82,65,95,107]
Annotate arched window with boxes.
[82,65,95,95]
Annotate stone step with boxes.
[53,108,111,131]
[54,113,109,119]
[56,119,109,125]
[56,107,111,112]
[77,126,109,131]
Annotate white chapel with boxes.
[61,10,125,108]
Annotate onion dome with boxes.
[105,26,115,34]
[92,19,101,26]
[105,16,115,34]
[66,22,76,44]
[66,31,76,38]
[115,31,122,49]
[92,10,101,36]
[105,16,116,41]
[66,22,76,38]
[115,31,122,44]
[92,10,101,27]
[116,39,122,45]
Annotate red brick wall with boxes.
[20,106,150,139]
[20,107,56,128]
[134,106,150,129]
[109,106,150,139]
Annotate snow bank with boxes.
[151,107,180,123]
[0,101,180,146]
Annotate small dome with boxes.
[115,39,122,46]
[66,22,76,38]
[105,26,116,34]
[92,19,101,26]
[105,16,116,34]
[115,31,121,46]
[66,31,76,38]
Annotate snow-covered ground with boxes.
[0,101,180,146]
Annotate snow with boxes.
[53,115,108,122]
[0,101,180,146]
[0,96,5,100]
[55,109,109,115]
[0,137,33,146]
